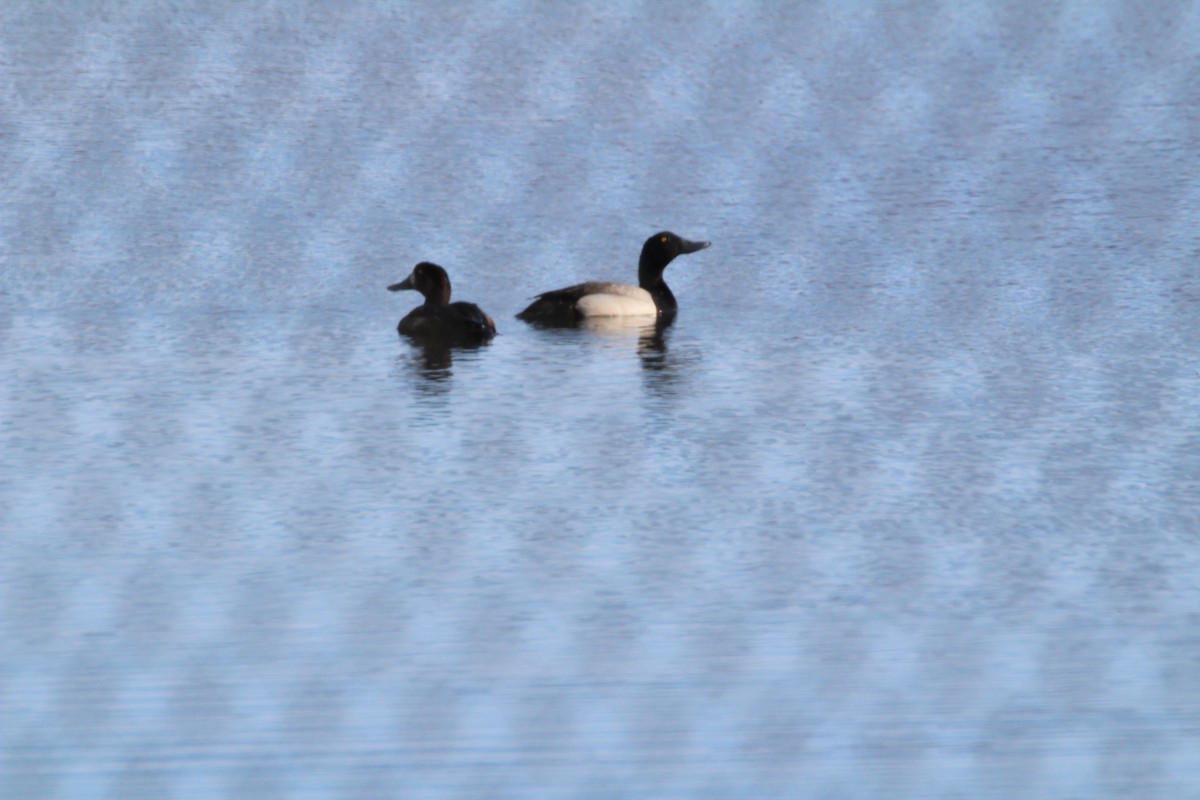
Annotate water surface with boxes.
[2,3,1199,798]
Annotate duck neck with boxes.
[639,259,676,312]
[648,281,676,312]
[423,286,452,307]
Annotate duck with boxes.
[388,262,496,344]
[516,231,710,324]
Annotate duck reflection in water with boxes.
[634,316,671,370]
[528,312,678,375]
[575,315,684,393]
[405,339,455,377]
[574,315,689,399]
[394,325,495,386]
[630,316,691,399]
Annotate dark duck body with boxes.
[516,231,710,325]
[388,262,496,344]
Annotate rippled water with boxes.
[3,3,1199,798]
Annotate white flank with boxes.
[580,316,661,335]
[576,286,657,318]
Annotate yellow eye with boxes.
[660,235,668,243]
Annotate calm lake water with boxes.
[3,3,1199,798]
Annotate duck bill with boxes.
[388,276,415,292]
[679,238,711,254]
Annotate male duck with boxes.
[388,262,496,344]
[516,231,710,324]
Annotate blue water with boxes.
[3,3,1199,798]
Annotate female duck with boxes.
[516,231,710,324]
[388,262,496,344]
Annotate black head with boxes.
[638,231,711,286]
[388,262,452,305]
